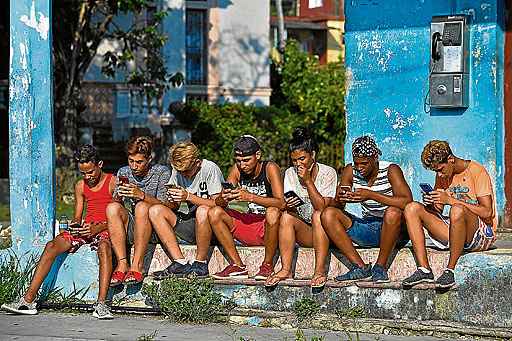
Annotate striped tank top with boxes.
[353,161,393,218]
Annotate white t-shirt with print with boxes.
[283,163,337,223]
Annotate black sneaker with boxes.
[153,261,191,280]
[435,269,456,289]
[335,263,372,282]
[402,268,434,287]
[187,261,209,278]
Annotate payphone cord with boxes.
[423,63,437,114]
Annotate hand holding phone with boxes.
[284,191,305,208]
[419,183,434,194]
[222,182,237,191]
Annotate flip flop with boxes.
[124,270,144,285]
[109,271,126,287]
[264,273,291,288]
[310,274,327,289]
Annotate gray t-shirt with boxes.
[115,164,171,210]
[167,159,224,215]
[283,163,337,224]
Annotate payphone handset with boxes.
[429,15,469,108]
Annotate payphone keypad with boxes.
[442,23,462,46]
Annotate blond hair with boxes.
[168,142,199,171]
[421,140,453,170]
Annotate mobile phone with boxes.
[69,222,82,229]
[222,182,237,190]
[165,183,180,190]
[338,185,352,194]
[119,176,129,185]
[284,191,305,206]
[419,183,434,194]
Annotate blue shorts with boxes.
[346,215,383,247]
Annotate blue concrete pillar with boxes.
[9,0,55,253]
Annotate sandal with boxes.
[264,272,291,288]
[124,270,144,285]
[110,271,126,287]
[310,273,327,289]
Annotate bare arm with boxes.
[237,162,285,209]
[73,180,85,223]
[364,164,413,210]
[303,164,334,211]
[331,165,354,209]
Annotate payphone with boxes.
[429,15,470,108]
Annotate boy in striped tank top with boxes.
[313,136,412,286]
[2,145,116,319]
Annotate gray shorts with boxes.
[126,211,198,245]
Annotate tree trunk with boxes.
[276,0,286,53]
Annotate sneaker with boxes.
[211,264,248,279]
[253,263,273,281]
[153,261,191,280]
[188,261,209,278]
[335,263,372,282]
[435,269,456,289]
[371,264,390,283]
[402,268,434,287]
[92,301,113,320]
[1,297,38,315]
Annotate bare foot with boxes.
[265,269,292,287]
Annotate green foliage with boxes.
[336,306,367,319]
[0,204,9,222]
[41,282,90,307]
[142,277,227,323]
[293,297,321,322]
[137,330,158,341]
[0,252,38,306]
[294,329,325,341]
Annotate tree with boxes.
[53,0,182,146]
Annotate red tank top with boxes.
[83,173,113,223]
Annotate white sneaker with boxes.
[1,297,38,315]
[92,301,113,320]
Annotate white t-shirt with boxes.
[283,163,337,223]
[167,159,224,215]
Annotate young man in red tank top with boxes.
[1,145,116,319]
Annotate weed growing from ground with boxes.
[336,306,367,319]
[293,297,321,322]
[0,252,37,305]
[143,276,227,323]
[136,330,158,341]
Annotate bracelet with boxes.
[186,191,190,201]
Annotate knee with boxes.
[265,207,281,226]
[320,207,338,227]
[195,205,209,223]
[207,206,224,224]
[45,240,57,253]
[106,202,123,219]
[449,204,467,223]
[134,201,151,218]
[404,201,424,217]
[148,204,166,221]
[383,207,403,227]
[311,210,322,227]
[279,211,294,227]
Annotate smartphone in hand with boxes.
[338,185,352,195]
[222,182,237,191]
[419,183,434,194]
[284,191,305,206]
[119,176,129,185]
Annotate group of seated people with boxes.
[1,128,497,319]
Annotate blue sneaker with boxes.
[188,261,209,278]
[335,264,372,282]
[371,264,390,283]
[153,261,191,280]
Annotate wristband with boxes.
[186,191,190,201]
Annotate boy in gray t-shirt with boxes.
[148,142,224,279]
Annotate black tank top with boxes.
[240,161,273,214]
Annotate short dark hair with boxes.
[289,127,318,154]
[233,135,260,156]
[74,144,100,164]
[126,136,153,158]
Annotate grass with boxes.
[0,203,9,222]
[293,298,321,323]
[0,252,38,306]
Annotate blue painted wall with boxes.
[344,0,506,215]
[9,0,55,254]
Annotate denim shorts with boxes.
[346,214,383,248]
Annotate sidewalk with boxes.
[0,311,450,341]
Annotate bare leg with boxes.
[403,202,449,269]
[312,210,330,282]
[208,207,241,265]
[106,202,129,273]
[24,235,72,302]
[375,207,404,267]
[321,207,364,267]
[195,205,212,261]
[148,204,184,260]
[263,207,281,265]
[96,239,113,302]
[446,204,479,269]
[130,201,153,273]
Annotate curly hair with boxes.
[421,140,453,170]
[168,141,199,172]
[126,136,153,159]
[74,144,100,164]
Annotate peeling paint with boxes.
[375,290,402,310]
[20,1,49,40]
